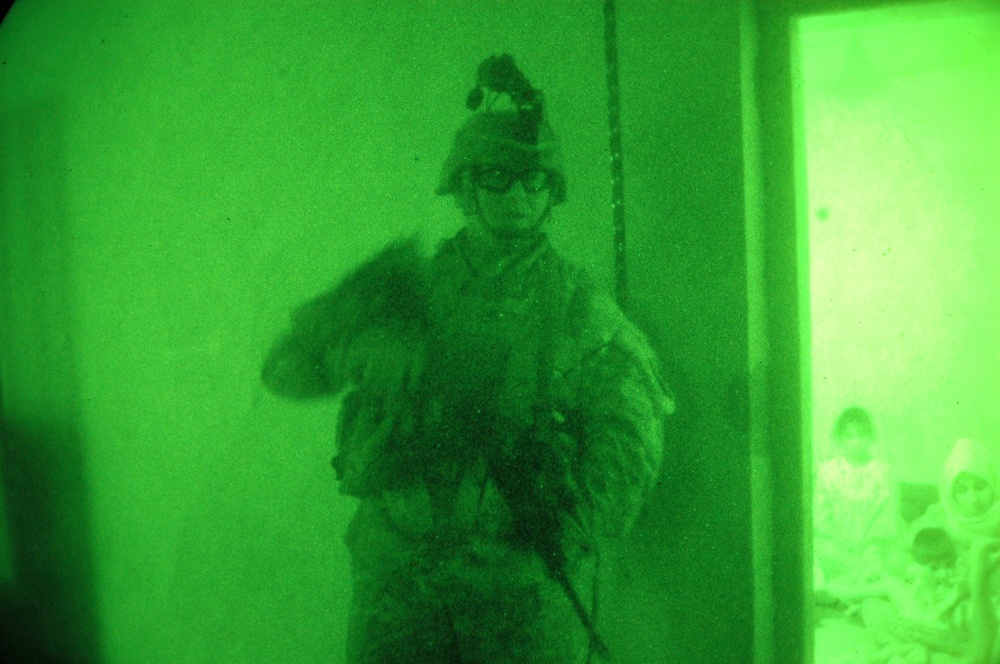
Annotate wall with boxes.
[0,1,755,662]
[607,2,755,662]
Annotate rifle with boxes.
[485,252,611,661]
[487,421,611,660]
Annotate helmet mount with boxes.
[465,54,544,146]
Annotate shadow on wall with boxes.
[0,105,99,663]
[0,423,97,664]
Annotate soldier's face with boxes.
[470,167,552,241]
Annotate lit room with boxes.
[0,1,997,662]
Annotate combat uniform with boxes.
[264,226,670,663]
[262,56,673,664]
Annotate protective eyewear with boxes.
[472,167,552,194]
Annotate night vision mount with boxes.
[465,54,544,144]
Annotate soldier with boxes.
[262,55,673,664]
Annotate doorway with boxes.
[794,3,1000,662]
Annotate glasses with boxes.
[472,167,552,194]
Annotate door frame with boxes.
[754,1,945,661]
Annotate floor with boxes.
[814,613,877,664]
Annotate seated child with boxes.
[859,525,967,663]
[815,407,899,605]
[827,438,1000,663]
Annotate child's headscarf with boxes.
[940,438,1000,540]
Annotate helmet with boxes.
[435,110,565,205]
[435,56,566,206]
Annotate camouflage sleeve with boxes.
[261,283,426,478]
[575,297,675,539]
[262,238,430,401]
[260,289,341,400]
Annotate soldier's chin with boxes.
[490,221,544,241]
